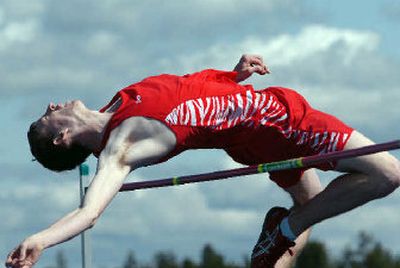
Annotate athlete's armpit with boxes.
[101,116,177,170]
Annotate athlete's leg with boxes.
[275,169,322,268]
[287,130,400,236]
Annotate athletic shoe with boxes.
[250,207,296,268]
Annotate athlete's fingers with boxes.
[247,58,270,75]
[249,64,266,75]
[253,56,270,74]
[250,63,270,75]
[254,55,264,62]
[10,258,19,267]
[264,65,271,74]
[244,54,264,64]
[6,249,14,264]
[18,244,27,262]
[21,260,34,268]
[248,57,264,67]
[258,65,269,75]
[6,248,19,267]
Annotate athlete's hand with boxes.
[233,54,270,83]
[5,238,43,268]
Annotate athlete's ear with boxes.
[53,128,70,146]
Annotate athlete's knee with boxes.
[385,159,400,188]
[374,158,400,196]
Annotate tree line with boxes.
[45,232,400,268]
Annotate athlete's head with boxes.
[27,100,91,172]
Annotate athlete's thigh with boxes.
[335,130,398,175]
[284,169,322,206]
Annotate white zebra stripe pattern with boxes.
[165,90,348,154]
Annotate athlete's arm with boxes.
[233,54,270,83]
[5,156,131,268]
[5,117,176,268]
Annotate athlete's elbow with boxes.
[87,215,99,229]
[81,208,100,229]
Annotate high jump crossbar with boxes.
[118,140,400,192]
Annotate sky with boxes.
[1,0,400,267]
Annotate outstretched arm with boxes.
[6,117,176,268]
[6,154,131,268]
[233,54,270,83]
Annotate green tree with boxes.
[154,251,179,268]
[336,231,400,268]
[123,250,138,268]
[182,257,198,268]
[363,243,400,268]
[223,263,243,268]
[200,244,225,268]
[336,232,374,268]
[295,241,331,268]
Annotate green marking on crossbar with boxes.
[172,177,180,185]
[257,158,304,173]
[257,164,264,173]
[296,158,304,168]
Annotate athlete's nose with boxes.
[47,102,56,112]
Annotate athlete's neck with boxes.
[75,111,113,153]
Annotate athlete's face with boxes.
[36,100,87,137]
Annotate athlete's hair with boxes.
[27,121,91,172]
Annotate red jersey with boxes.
[99,69,353,188]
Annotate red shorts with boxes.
[224,87,354,188]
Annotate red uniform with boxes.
[99,69,353,188]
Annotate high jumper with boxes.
[6,54,400,268]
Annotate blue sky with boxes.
[1,1,400,267]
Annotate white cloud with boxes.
[0,0,46,18]
[86,31,119,56]
[1,207,24,229]
[267,25,379,65]
[0,7,4,25]
[0,19,38,51]
[160,24,380,72]
[96,183,261,237]
[299,85,399,136]
[0,181,78,212]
